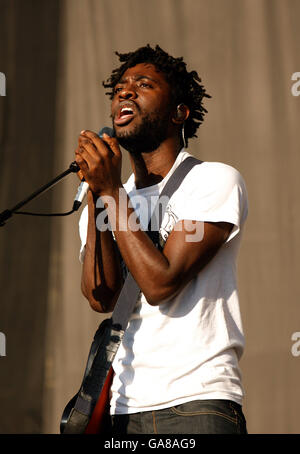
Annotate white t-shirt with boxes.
[78,150,248,414]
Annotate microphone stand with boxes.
[0,161,79,227]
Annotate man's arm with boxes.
[104,187,233,305]
[80,184,123,314]
[83,192,232,309]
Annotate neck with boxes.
[128,137,183,189]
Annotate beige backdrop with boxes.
[0,0,300,434]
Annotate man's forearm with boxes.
[102,186,176,305]
[81,192,123,312]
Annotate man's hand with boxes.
[75,130,122,197]
[76,169,84,181]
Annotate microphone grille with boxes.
[98,127,115,138]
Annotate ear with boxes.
[172,103,190,125]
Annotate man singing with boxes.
[75,44,248,434]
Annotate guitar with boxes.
[60,318,123,434]
[84,367,114,434]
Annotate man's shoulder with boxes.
[180,159,246,192]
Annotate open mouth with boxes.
[114,105,136,126]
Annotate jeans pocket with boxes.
[169,399,250,434]
[171,406,237,425]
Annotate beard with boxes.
[113,109,171,154]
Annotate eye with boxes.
[113,86,123,94]
[139,82,152,89]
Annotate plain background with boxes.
[0,0,300,434]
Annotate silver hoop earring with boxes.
[181,123,187,148]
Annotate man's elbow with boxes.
[81,281,122,313]
[144,281,181,306]
[81,281,117,313]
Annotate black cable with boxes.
[14,209,76,217]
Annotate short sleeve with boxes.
[172,162,248,243]
[78,204,88,263]
[77,174,136,264]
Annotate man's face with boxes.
[111,63,174,153]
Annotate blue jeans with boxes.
[111,399,247,434]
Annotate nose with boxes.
[119,84,137,100]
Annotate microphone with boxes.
[72,127,115,211]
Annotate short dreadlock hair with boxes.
[103,44,211,147]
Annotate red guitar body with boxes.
[84,367,114,434]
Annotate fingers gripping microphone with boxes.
[72,127,115,211]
